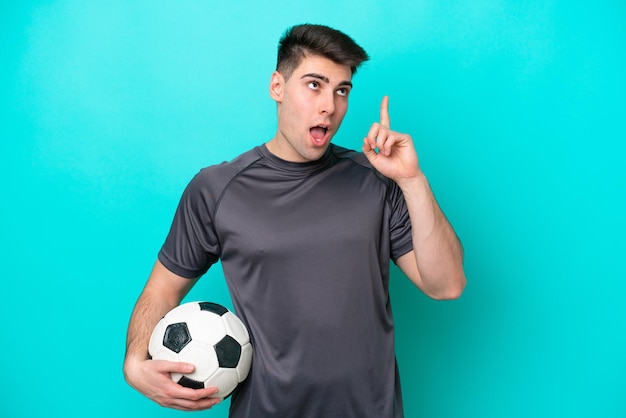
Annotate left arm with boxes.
[363,96,466,299]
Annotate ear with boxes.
[269,71,284,102]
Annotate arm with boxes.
[363,96,466,300]
[123,259,221,410]
[394,174,465,299]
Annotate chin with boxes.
[304,145,330,161]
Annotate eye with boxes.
[307,81,320,90]
[337,87,349,97]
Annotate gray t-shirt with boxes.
[159,144,413,417]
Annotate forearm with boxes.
[397,173,466,299]
[125,287,176,365]
[360,96,465,298]
[124,261,197,376]
[124,290,178,394]
[122,263,219,410]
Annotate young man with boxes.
[124,24,465,417]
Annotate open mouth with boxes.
[310,125,329,145]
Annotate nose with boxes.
[319,92,335,116]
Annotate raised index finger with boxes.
[380,95,390,128]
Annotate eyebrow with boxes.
[301,73,353,88]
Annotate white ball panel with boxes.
[185,312,226,345]
[170,371,183,383]
[178,341,219,382]
[236,343,253,382]
[222,312,250,344]
[148,319,168,357]
[207,368,239,398]
[152,347,179,363]
[164,301,202,320]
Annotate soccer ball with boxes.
[148,301,253,398]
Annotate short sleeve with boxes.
[388,181,413,262]
[158,170,221,278]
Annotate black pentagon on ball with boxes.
[163,322,191,353]
[177,375,205,389]
[199,301,229,316]
[214,335,242,368]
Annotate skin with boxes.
[123,262,221,410]
[124,53,466,412]
[266,54,353,162]
[267,54,466,298]
[363,96,466,299]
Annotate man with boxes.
[124,24,465,417]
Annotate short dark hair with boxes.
[276,24,369,80]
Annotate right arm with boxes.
[123,260,221,410]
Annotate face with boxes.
[267,55,353,162]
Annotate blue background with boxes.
[2,1,625,417]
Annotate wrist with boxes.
[124,350,149,371]
[396,171,428,193]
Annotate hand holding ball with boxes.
[149,302,253,398]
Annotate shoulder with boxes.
[330,145,405,208]
[330,144,390,184]
[330,144,369,166]
[192,146,263,183]
[196,146,262,179]
[184,146,264,199]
